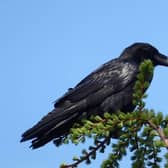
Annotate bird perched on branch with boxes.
[21,42,168,149]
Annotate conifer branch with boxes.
[61,137,110,168]
[59,60,168,168]
[147,120,168,149]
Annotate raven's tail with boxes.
[20,101,87,149]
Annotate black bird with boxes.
[21,42,168,149]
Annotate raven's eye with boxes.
[144,47,158,53]
[140,47,158,56]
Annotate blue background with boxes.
[1,1,168,168]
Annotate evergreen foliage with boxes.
[58,60,168,168]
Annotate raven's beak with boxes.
[155,53,168,66]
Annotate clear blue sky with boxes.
[1,1,168,168]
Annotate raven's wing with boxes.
[21,59,138,148]
[55,59,137,107]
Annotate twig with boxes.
[147,120,168,149]
[61,137,110,168]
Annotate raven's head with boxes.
[120,42,168,67]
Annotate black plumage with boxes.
[21,42,168,149]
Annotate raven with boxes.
[21,42,168,149]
